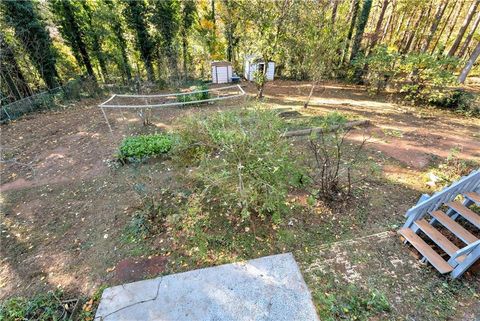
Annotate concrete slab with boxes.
[95,253,319,321]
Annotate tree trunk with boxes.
[458,42,480,83]
[82,2,108,82]
[443,2,465,53]
[340,0,360,65]
[398,13,413,48]
[381,0,395,42]
[369,0,389,49]
[447,0,480,57]
[61,1,96,79]
[0,34,32,100]
[303,81,317,108]
[431,2,455,53]
[422,0,448,52]
[105,0,131,82]
[458,12,480,58]
[182,30,188,79]
[331,0,338,26]
[413,3,433,52]
[350,0,373,62]
[402,9,424,54]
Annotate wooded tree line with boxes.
[1,0,479,104]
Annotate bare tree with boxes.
[422,0,449,52]
[447,0,480,57]
[369,0,390,49]
[402,8,425,54]
[458,12,480,58]
[431,1,456,53]
[458,42,480,84]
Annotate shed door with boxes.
[216,66,229,83]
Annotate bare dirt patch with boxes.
[259,80,480,169]
[1,81,478,319]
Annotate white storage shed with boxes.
[244,55,275,81]
[211,61,233,84]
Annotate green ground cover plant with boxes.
[118,133,173,162]
[176,84,210,103]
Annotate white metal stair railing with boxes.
[401,168,480,278]
[448,240,480,278]
[402,169,480,231]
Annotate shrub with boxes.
[397,53,457,103]
[173,107,305,223]
[306,112,368,202]
[428,89,478,115]
[353,46,400,94]
[118,133,173,161]
[177,84,210,103]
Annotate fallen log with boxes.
[282,119,370,138]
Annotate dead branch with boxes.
[281,119,370,138]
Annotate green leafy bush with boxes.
[118,133,173,161]
[397,53,457,103]
[177,84,210,103]
[353,46,400,94]
[428,89,478,115]
[173,107,305,223]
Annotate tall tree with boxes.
[381,0,395,42]
[124,0,155,81]
[443,1,465,52]
[349,0,373,62]
[242,0,292,98]
[340,0,360,65]
[222,0,240,62]
[422,0,448,52]
[104,0,132,82]
[458,12,480,58]
[431,1,456,53]
[0,34,32,100]
[1,0,59,88]
[151,0,180,81]
[458,41,480,83]
[401,8,425,54]
[82,1,109,81]
[447,0,480,57]
[180,0,196,79]
[51,0,96,79]
[369,0,389,50]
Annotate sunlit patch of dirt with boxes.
[0,80,478,310]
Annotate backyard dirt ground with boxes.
[1,80,479,320]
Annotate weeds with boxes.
[0,289,100,321]
[427,147,478,187]
[315,286,390,320]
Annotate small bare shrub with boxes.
[306,113,368,202]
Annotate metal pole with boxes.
[100,106,113,132]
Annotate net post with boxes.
[100,106,113,132]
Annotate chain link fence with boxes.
[0,77,105,123]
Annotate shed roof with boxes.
[211,61,232,67]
